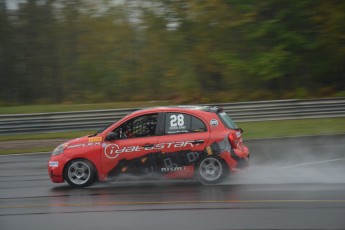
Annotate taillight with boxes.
[228,133,238,149]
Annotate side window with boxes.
[165,113,207,134]
[191,116,207,132]
[113,113,158,139]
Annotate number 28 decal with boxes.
[170,114,184,127]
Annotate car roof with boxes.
[130,105,222,116]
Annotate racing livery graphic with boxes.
[48,106,249,187]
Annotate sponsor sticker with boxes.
[161,166,185,172]
[67,142,101,149]
[103,141,200,159]
[104,144,121,159]
[210,119,219,127]
[89,137,102,142]
[67,143,85,149]
[49,161,59,167]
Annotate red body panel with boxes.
[48,106,250,184]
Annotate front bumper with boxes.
[48,154,68,183]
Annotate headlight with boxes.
[52,144,66,156]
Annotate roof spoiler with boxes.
[209,106,223,113]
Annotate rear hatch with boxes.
[217,111,244,150]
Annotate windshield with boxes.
[218,112,238,129]
[89,122,114,136]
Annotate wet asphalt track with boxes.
[1,135,345,230]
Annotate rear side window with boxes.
[165,113,207,134]
[218,112,238,129]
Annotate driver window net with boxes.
[123,114,158,138]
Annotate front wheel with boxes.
[196,156,228,185]
[64,159,96,188]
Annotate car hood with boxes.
[65,135,103,146]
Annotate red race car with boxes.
[48,106,249,187]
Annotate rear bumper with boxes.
[230,145,250,170]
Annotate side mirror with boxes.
[105,132,117,141]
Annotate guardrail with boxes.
[0,98,344,135]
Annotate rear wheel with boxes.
[64,159,96,188]
[196,156,228,185]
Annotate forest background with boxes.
[1,0,344,106]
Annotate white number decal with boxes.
[170,115,177,127]
[177,114,184,126]
[170,114,184,127]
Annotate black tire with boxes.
[64,159,96,188]
[196,156,229,185]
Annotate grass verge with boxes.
[238,117,345,139]
[0,130,94,141]
[0,147,53,155]
[0,101,170,114]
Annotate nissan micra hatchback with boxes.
[48,106,249,187]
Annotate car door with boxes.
[156,111,210,176]
[101,112,160,178]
